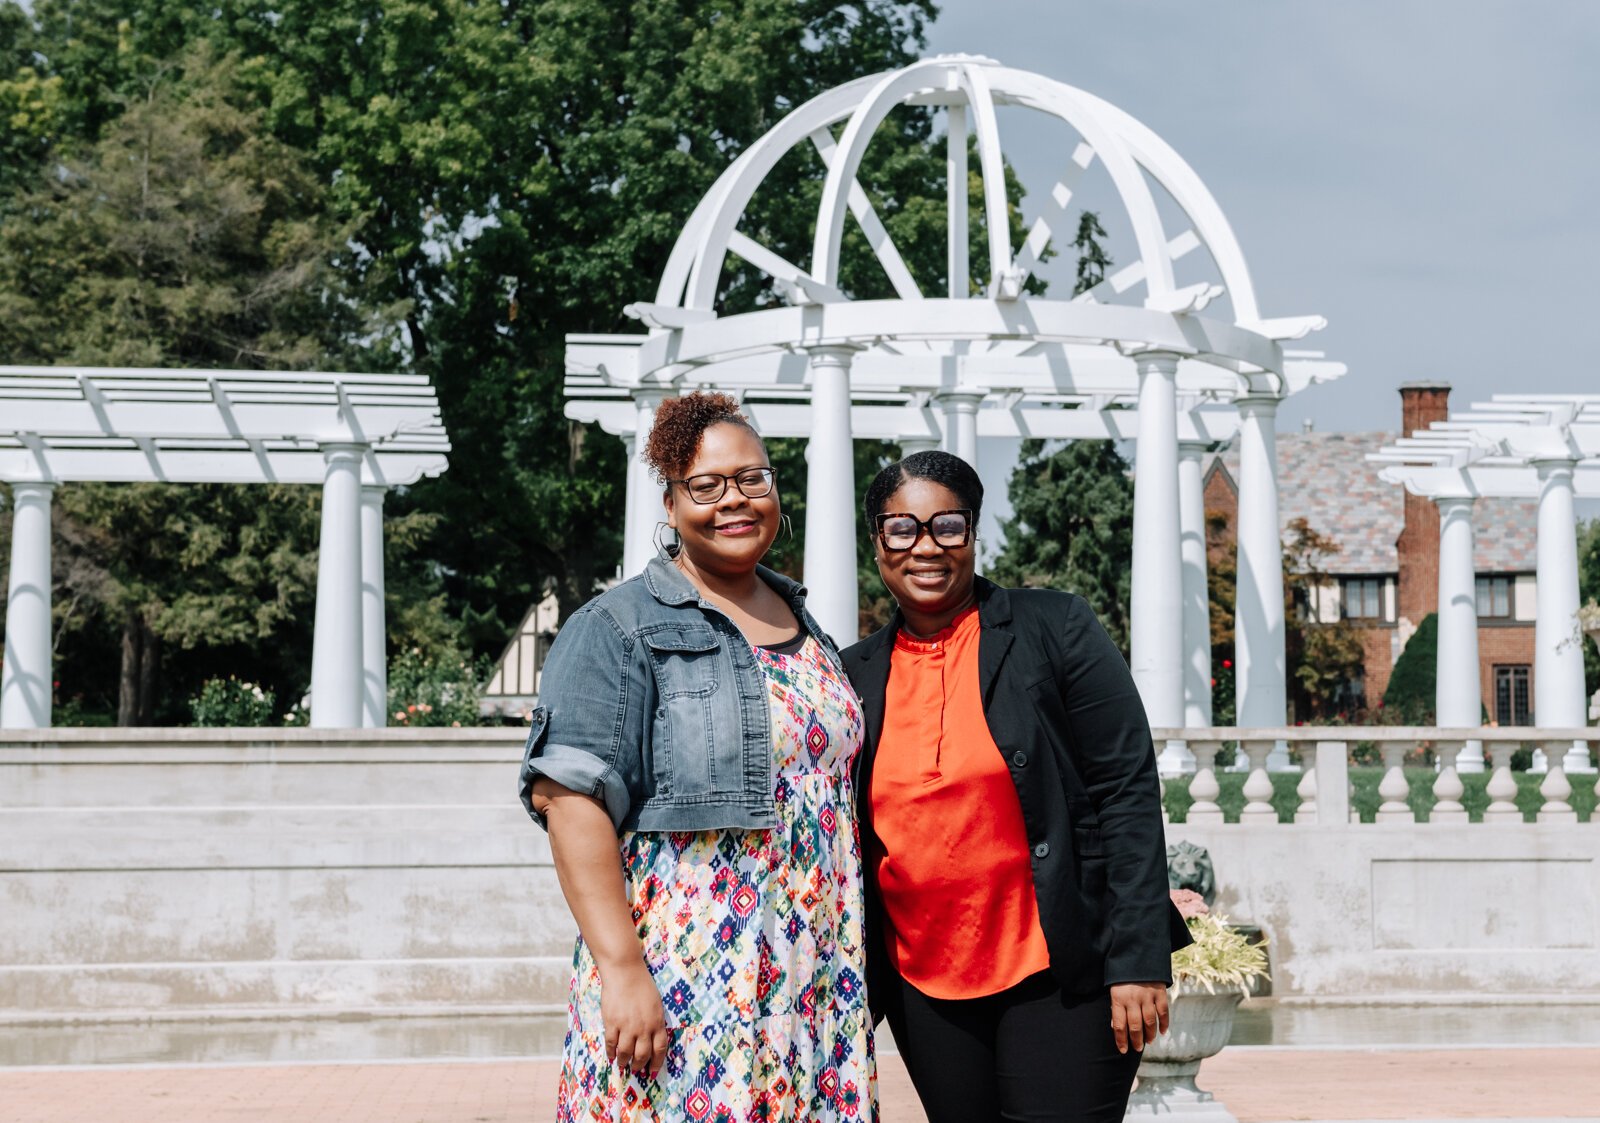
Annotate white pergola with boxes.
[564,55,1342,751]
[1372,394,1600,776]
[0,367,450,730]
[567,369,1249,752]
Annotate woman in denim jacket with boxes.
[521,392,876,1123]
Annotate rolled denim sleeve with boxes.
[517,605,644,832]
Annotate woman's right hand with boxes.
[600,958,670,1078]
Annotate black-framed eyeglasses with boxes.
[669,467,778,505]
[873,508,975,551]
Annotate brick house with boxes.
[1204,383,1537,722]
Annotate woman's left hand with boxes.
[1109,982,1170,1054]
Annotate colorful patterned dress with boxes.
[556,634,877,1123]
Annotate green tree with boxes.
[1577,518,1600,699]
[990,439,1136,654]
[1283,517,1366,720]
[1072,211,1111,296]
[1384,612,1438,724]
[0,46,443,723]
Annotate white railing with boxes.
[1149,727,1597,825]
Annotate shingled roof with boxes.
[1208,431,1536,575]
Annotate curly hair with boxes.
[643,391,761,483]
[863,450,984,524]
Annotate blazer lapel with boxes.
[852,634,893,754]
[976,578,1016,707]
[978,627,1015,708]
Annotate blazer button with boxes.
[1033,842,1049,859]
[1012,751,1028,767]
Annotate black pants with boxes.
[886,971,1142,1123]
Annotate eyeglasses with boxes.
[873,509,975,552]
[669,467,777,505]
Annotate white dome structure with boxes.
[567,56,1343,748]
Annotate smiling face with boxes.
[664,421,780,579]
[872,476,978,631]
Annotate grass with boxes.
[1162,766,1599,824]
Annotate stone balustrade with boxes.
[1152,727,1598,825]
[2,726,1596,1021]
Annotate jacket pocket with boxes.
[1068,796,1104,855]
[643,624,721,699]
[649,693,716,797]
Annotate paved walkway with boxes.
[2,1048,1596,1122]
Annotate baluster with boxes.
[1186,741,1224,825]
[1314,741,1351,825]
[1537,743,1577,824]
[1240,740,1277,825]
[1375,742,1413,823]
[1294,765,1317,824]
[1483,743,1521,823]
[1430,741,1467,824]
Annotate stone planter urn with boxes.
[1124,987,1242,1121]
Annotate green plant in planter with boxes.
[1127,892,1271,1119]
[1168,890,1269,995]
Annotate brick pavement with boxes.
[2,1048,1595,1122]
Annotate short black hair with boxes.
[863,450,984,525]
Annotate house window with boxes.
[1341,577,1385,621]
[1493,665,1531,726]
[1476,576,1513,619]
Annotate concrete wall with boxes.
[3,730,1597,1024]
[1,729,576,1023]
[1167,822,1600,998]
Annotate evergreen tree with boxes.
[990,439,1135,654]
[1383,612,1438,724]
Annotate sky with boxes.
[922,0,1600,437]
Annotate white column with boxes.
[947,103,968,299]
[624,389,670,577]
[1233,395,1289,767]
[1532,458,1590,772]
[1179,440,1213,729]
[360,485,387,729]
[310,444,365,728]
[1435,496,1483,771]
[1160,440,1209,775]
[939,390,982,467]
[899,437,939,457]
[1,482,55,728]
[804,347,860,644]
[1130,354,1185,732]
[620,434,638,578]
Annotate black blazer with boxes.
[843,578,1191,1000]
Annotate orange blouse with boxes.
[868,606,1051,999]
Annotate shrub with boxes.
[189,677,276,727]
[387,647,486,728]
[1382,612,1437,724]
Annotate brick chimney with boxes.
[1395,382,1451,626]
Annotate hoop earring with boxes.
[780,513,794,542]
[653,521,681,559]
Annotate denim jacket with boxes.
[518,556,846,833]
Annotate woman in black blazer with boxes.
[843,450,1190,1123]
